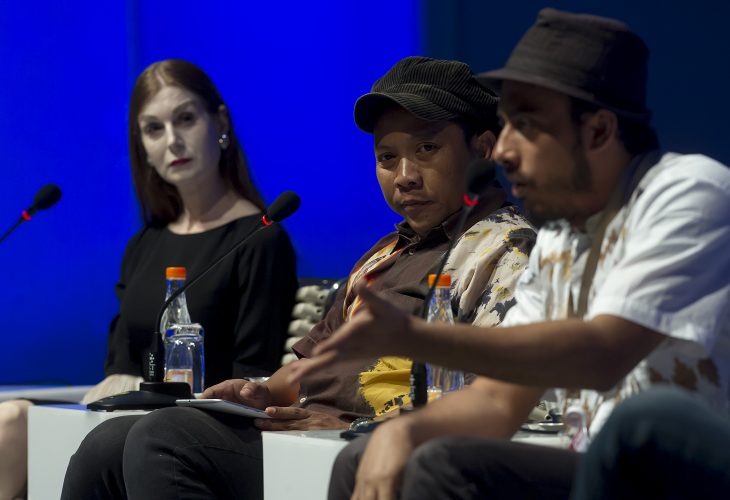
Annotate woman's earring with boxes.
[218,133,230,150]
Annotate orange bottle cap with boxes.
[166,267,187,280]
[428,274,451,287]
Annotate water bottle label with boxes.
[165,369,193,389]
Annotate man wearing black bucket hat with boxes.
[295,8,730,500]
[61,57,535,499]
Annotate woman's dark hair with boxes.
[129,59,265,226]
[570,98,659,156]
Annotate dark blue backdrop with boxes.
[1,1,728,385]
[422,0,730,166]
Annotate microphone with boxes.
[145,190,301,382]
[464,159,497,204]
[0,184,62,244]
[263,191,301,225]
[88,191,301,410]
[145,191,301,382]
[410,160,496,408]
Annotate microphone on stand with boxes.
[143,191,301,385]
[87,191,301,411]
[410,160,496,408]
[0,184,62,244]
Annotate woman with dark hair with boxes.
[96,58,298,393]
[0,59,298,499]
[128,59,266,226]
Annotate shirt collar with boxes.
[394,185,508,243]
[582,149,662,235]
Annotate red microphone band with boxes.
[463,194,478,207]
[21,210,32,221]
[261,215,272,226]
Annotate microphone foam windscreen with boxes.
[465,160,496,195]
[33,184,62,210]
[267,191,301,222]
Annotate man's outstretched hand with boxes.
[288,287,418,384]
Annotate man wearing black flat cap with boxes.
[61,56,535,499]
[296,8,730,500]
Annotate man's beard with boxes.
[524,147,592,226]
[571,145,592,192]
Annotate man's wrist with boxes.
[391,405,433,447]
[398,314,423,357]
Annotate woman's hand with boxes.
[201,379,273,410]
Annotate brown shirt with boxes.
[293,188,535,421]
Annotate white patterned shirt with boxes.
[502,151,730,434]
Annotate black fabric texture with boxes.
[329,434,577,500]
[103,214,298,385]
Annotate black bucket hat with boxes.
[478,8,652,123]
[354,56,500,134]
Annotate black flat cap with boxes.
[355,56,500,133]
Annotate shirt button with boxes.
[299,397,307,403]
[408,247,416,256]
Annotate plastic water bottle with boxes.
[425,274,464,401]
[160,266,192,336]
[159,267,204,392]
[165,323,205,393]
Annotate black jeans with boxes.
[329,434,578,500]
[61,406,264,500]
[570,387,730,500]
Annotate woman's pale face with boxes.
[137,85,223,189]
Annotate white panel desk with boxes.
[29,408,347,500]
[27,404,148,500]
[27,405,568,500]
[262,429,567,500]
[263,430,349,500]
[0,385,93,403]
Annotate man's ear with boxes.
[472,130,497,160]
[216,104,230,135]
[582,109,618,152]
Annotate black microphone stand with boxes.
[87,192,301,411]
[410,160,496,408]
[87,221,278,410]
[140,220,280,393]
[410,200,479,407]
[0,218,26,245]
